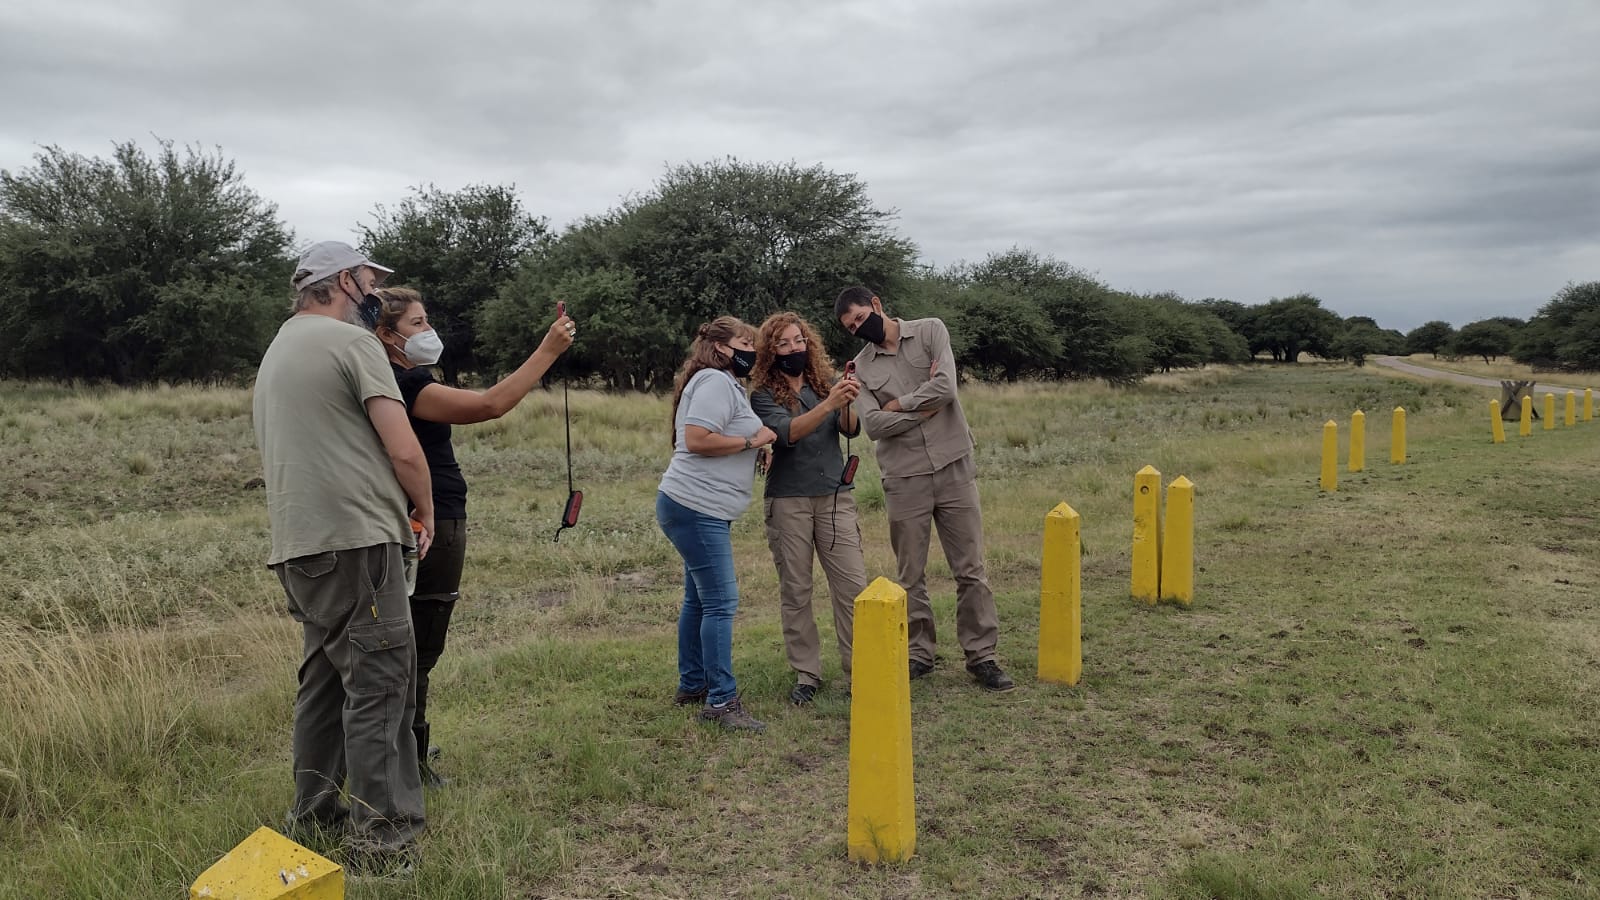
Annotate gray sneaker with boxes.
[698,696,766,733]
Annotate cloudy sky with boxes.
[2,0,1595,330]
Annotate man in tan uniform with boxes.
[253,241,436,873]
[835,286,1014,692]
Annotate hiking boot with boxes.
[967,660,1016,693]
[344,843,418,880]
[419,757,450,788]
[698,696,766,733]
[673,686,708,706]
[789,682,818,706]
[909,659,935,680]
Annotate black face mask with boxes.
[776,349,809,376]
[853,311,887,345]
[342,273,383,330]
[729,347,757,378]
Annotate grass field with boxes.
[2,364,1598,899]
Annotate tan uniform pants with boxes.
[764,491,869,687]
[881,454,1000,667]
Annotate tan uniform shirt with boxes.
[851,317,974,478]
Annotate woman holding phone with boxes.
[748,312,867,705]
[371,287,574,783]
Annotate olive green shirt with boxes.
[252,315,412,565]
[851,317,975,478]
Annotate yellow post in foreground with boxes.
[1490,400,1505,444]
[190,827,342,900]
[1543,393,1555,430]
[1131,465,1161,603]
[1038,503,1082,685]
[1521,396,1533,436]
[1320,421,1337,492]
[1390,407,1407,464]
[1160,477,1195,606]
[848,577,915,864]
[1585,388,1593,422]
[1349,410,1365,472]
[1565,391,1576,427]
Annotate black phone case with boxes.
[561,491,583,527]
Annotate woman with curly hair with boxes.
[657,315,777,732]
[749,312,868,706]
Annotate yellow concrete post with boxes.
[1038,503,1081,685]
[1131,465,1161,603]
[1390,407,1406,464]
[190,827,342,900]
[847,577,915,864]
[1585,388,1593,422]
[1520,396,1533,436]
[1564,391,1575,427]
[1349,410,1365,472]
[1543,393,1555,430]
[1490,400,1505,444]
[1160,477,1194,606]
[1320,421,1337,492]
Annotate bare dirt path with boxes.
[1372,356,1590,396]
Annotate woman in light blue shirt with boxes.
[657,316,777,732]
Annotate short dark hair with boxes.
[834,286,877,319]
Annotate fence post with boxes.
[1565,391,1576,427]
[1544,393,1555,431]
[1320,421,1337,492]
[1349,410,1365,472]
[1038,503,1082,685]
[1521,395,1533,436]
[1391,407,1407,464]
[1490,400,1505,444]
[847,577,916,863]
[1160,477,1194,606]
[1585,388,1593,422]
[1132,466,1161,603]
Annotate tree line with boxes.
[2,140,1595,386]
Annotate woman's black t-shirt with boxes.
[392,364,468,520]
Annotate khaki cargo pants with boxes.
[881,454,1000,668]
[274,542,425,851]
[764,491,870,688]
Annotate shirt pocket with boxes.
[861,367,895,403]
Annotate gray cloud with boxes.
[2,0,1596,329]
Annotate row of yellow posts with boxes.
[846,467,1198,865]
[1320,408,1405,491]
[1490,388,1592,443]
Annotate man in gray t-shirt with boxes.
[253,241,435,869]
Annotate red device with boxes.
[557,300,565,318]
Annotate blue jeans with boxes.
[656,492,740,706]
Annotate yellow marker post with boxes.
[1565,391,1576,427]
[1038,503,1082,685]
[1490,400,1505,444]
[1320,421,1337,492]
[1160,477,1194,606]
[190,827,342,900]
[1349,410,1365,473]
[1390,407,1407,464]
[1131,466,1161,603]
[847,577,915,864]
[1585,388,1593,422]
[1521,396,1533,436]
[1544,393,1555,431]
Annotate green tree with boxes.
[477,159,917,388]
[0,140,291,382]
[1404,321,1455,357]
[1512,282,1600,371]
[358,183,547,384]
[1452,320,1516,364]
[1250,294,1342,362]
[951,284,1062,380]
[1331,322,1389,366]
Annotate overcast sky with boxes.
[2,0,1596,330]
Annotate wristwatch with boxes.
[743,435,753,450]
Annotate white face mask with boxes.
[401,329,444,366]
